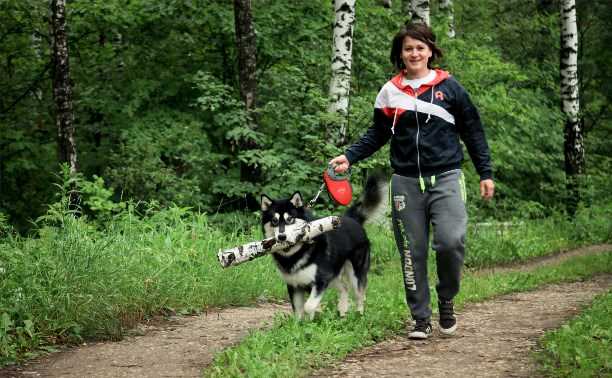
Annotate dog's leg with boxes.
[334,278,350,317]
[346,262,366,314]
[288,285,305,320]
[304,285,325,320]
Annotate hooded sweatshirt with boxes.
[345,69,492,181]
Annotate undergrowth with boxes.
[0,196,610,366]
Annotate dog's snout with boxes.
[277,233,287,241]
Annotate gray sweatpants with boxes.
[391,169,467,320]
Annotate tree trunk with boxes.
[401,0,412,21]
[50,0,78,175]
[327,0,356,146]
[233,0,261,184]
[408,0,430,25]
[560,0,583,215]
[439,0,455,38]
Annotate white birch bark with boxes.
[218,216,341,268]
[560,0,583,213]
[410,0,430,26]
[439,0,455,38]
[327,0,356,146]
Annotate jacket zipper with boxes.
[414,92,425,192]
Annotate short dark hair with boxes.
[390,23,443,71]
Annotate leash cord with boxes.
[308,182,326,208]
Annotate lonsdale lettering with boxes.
[396,218,417,291]
[403,248,416,290]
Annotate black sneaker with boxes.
[408,318,433,339]
[438,300,457,335]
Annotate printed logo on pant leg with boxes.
[395,218,416,291]
[393,195,406,211]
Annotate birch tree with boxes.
[439,0,455,38]
[50,0,78,175]
[560,0,583,214]
[327,0,356,146]
[233,0,260,182]
[403,0,430,25]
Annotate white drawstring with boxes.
[391,108,398,134]
[426,85,435,123]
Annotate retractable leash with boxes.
[308,165,353,207]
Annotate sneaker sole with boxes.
[439,323,457,335]
[408,331,430,339]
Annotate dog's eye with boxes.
[271,218,279,226]
[286,216,295,224]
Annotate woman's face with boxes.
[401,36,432,78]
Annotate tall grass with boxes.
[0,203,285,365]
[0,199,610,366]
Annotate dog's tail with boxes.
[344,172,388,225]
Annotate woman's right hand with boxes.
[329,155,350,174]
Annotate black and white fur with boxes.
[260,174,385,320]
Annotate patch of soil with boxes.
[314,275,612,377]
[2,303,289,378]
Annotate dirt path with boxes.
[472,243,611,275]
[2,303,289,378]
[314,278,612,377]
[1,245,610,378]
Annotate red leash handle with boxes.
[323,165,353,206]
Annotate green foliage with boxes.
[536,291,612,378]
[2,0,611,228]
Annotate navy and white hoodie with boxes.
[345,69,492,181]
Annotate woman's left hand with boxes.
[480,179,495,200]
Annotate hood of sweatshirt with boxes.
[390,68,451,96]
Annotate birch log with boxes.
[327,0,356,146]
[218,216,341,268]
[560,0,583,214]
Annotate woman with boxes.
[330,23,494,339]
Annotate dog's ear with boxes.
[261,195,273,211]
[290,192,303,208]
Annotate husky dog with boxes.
[260,175,385,319]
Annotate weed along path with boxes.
[1,245,610,378]
[3,303,290,378]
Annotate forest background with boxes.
[1,0,611,230]
[1,0,612,370]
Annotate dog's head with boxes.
[261,192,308,244]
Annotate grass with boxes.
[0,200,610,366]
[205,251,612,377]
[535,291,612,378]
